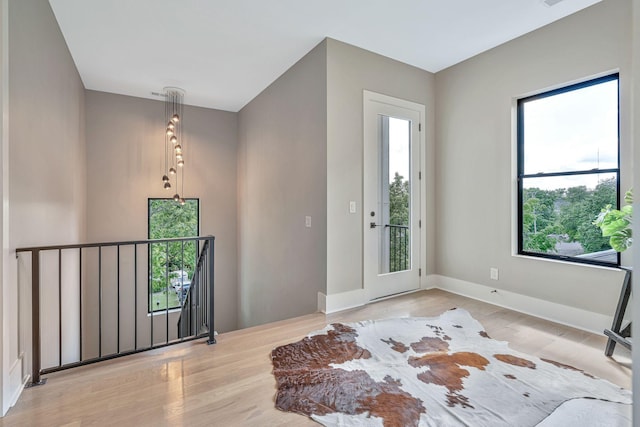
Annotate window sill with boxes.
[511,253,623,272]
[147,308,182,317]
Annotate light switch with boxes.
[305,216,312,228]
[349,201,356,214]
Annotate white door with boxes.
[363,91,424,300]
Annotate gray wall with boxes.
[0,0,6,412]
[631,0,639,421]
[85,91,238,333]
[237,40,327,328]
[325,38,436,296]
[7,0,86,411]
[3,0,637,414]
[434,0,632,316]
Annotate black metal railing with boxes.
[178,239,215,341]
[16,235,215,386]
[388,225,409,272]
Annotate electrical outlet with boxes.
[305,216,312,228]
[349,201,356,214]
[490,268,499,280]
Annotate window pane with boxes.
[523,79,618,175]
[148,199,199,312]
[379,116,411,274]
[521,173,617,264]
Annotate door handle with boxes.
[370,222,388,229]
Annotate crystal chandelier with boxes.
[161,87,186,205]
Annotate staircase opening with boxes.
[16,232,215,386]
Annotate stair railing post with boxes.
[207,237,216,344]
[31,249,44,385]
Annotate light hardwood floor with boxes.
[1,289,631,426]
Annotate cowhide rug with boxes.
[271,308,631,426]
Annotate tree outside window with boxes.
[517,74,619,266]
[148,198,199,312]
[389,172,409,272]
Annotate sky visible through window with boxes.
[385,79,617,191]
[518,75,619,264]
[388,117,410,183]
[523,79,618,190]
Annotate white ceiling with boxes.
[49,0,601,112]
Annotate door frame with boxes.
[362,90,426,300]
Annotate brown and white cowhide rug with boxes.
[271,308,631,426]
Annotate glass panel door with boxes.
[363,90,424,301]
[378,116,411,274]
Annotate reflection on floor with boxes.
[1,289,631,426]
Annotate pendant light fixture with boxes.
[161,87,186,203]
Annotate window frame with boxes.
[516,73,620,267]
[147,197,200,313]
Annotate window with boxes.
[148,198,199,312]
[517,74,619,266]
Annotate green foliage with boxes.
[522,194,557,253]
[389,173,409,227]
[148,199,199,299]
[386,172,621,263]
[558,186,589,241]
[563,178,616,253]
[594,188,633,252]
[151,290,180,311]
[522,178,617,256]
[524,231,556,253]
[385,172,620,262]
[149,199,199,239]
[389,173,410,272]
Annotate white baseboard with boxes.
[422,274,438,290]
[319,275,613,335]
[318,288,367,314]
[4,353,24,415]
[429,274,613,335]
[317,292,327,313]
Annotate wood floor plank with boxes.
[0,289,630,426]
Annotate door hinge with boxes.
[419,268,422,277]
[419,219,421,228]
[419,123,422,132]
[419,171,422,180]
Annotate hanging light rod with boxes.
[160,87,187,205]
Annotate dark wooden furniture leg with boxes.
[604,268,632,356]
